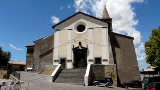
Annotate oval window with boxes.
[77,24,86,32]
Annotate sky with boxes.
[0,0,159,70]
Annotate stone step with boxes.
[62,69,86,73]
[57,72,85,76]
[55,68,86,84]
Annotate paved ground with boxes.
[19,71,127,90]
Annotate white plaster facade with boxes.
[53,13,112,69]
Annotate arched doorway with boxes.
[73,42,87,68]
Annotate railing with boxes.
[51,64,62,82]
[84,64,93,86]
[9,74,20,83]
[11,71,20,80]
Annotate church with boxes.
[26,7,140,87]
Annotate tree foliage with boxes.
[0,47,11,68]
[145,26,160,67]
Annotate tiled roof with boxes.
[9,61,26,65]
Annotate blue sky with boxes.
[0,0,159,70]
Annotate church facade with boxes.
[52,12,114,69]
[26,7,140,86]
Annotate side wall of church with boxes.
[110,32,141,85]
[33,42,41,71]
[26,35,54,72]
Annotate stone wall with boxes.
[26,34,54,72]
[0,79,20,90]
[26,45,34,70]
[0,69,8,79]
[91,64,117,87]
[110,32,141,86]
[39,65,57,75]
[26,54,34,68]
[33,34,54,72]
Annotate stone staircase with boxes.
[55,68,86,85]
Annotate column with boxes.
[102,27,109,65]
[66,29,73,69]
[87,28,94,64]
[53,30,59,65]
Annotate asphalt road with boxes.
[19,71,127,90]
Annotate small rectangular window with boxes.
[60,58,66,69]
[103,59,108,62]
[88,59,93,62]
[67,60,72,62]
[60,58,66,64]
[54,60,59,62]
[95,57,101,64]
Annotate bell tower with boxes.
[102,5,112,31]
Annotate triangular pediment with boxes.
[52,12,108,30]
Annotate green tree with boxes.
[145,26,160,67]
[0,47,11,68]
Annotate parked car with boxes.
[93,78,113,87]
[144,82,160,90]
[143,76,160,90]
[122,81,142,88]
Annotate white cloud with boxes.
[73,0,146,61]
[135,42,146,61]
[9,44,24,51]
[51,16,60,24]
[74,0,143,45]
[74,0,89,12]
